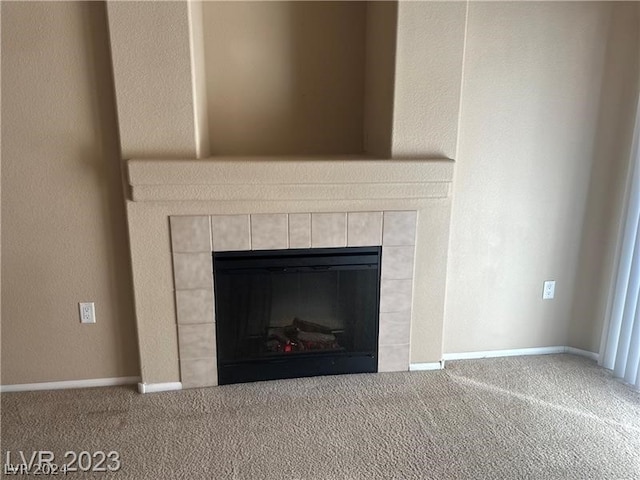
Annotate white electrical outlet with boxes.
[542,281,556,300]
[79,302,96,323]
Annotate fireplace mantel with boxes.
[127,157,453,202]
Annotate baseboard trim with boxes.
[0,376,140,393]
[443,346,599,362]
[565,347,600,362]
[137,382,182,394]
[409,361,445,371]
[0,347,599,394]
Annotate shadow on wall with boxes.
[288,2,365,155]
[569,3,640,353]
[80,2,140,374]
[203,1,366,155]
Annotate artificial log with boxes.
[293,317,333,334]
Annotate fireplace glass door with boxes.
[214,247,381,385]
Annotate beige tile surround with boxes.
[171,211,417,388]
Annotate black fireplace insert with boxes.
[213,247,381,385]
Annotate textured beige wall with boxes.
[1,2,139,384]
[363,1,397,157]
[202,1,366,155]
[107,1,202,159]
[569,3,640,353]
[444,1,636,354]
[391,1,466,159]
[3,1,638,387]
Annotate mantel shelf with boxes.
[127,156,455,203]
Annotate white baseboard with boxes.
[137,382,182,394]
[443,346,565,361]
[443,346,599,362]
[0,376,140,393]
[410,361,445,371]
[1,347,600,394]
[565,347,600,362]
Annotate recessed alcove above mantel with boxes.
[108,1,399,159]
[203,1,388,156]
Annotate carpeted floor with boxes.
[2,354,639,479]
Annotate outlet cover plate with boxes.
[79,302,96,323]
[543,281,556,300]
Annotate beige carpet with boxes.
[2,354,640,479]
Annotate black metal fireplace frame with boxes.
[213,246,381,385]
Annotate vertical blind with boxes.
[601,100,640,390]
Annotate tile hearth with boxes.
[170,211,417,388]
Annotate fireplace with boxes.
[214,247,381,385]
[124,159,453,392]
[107,4,454,393]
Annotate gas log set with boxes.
[265,317,343,354]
